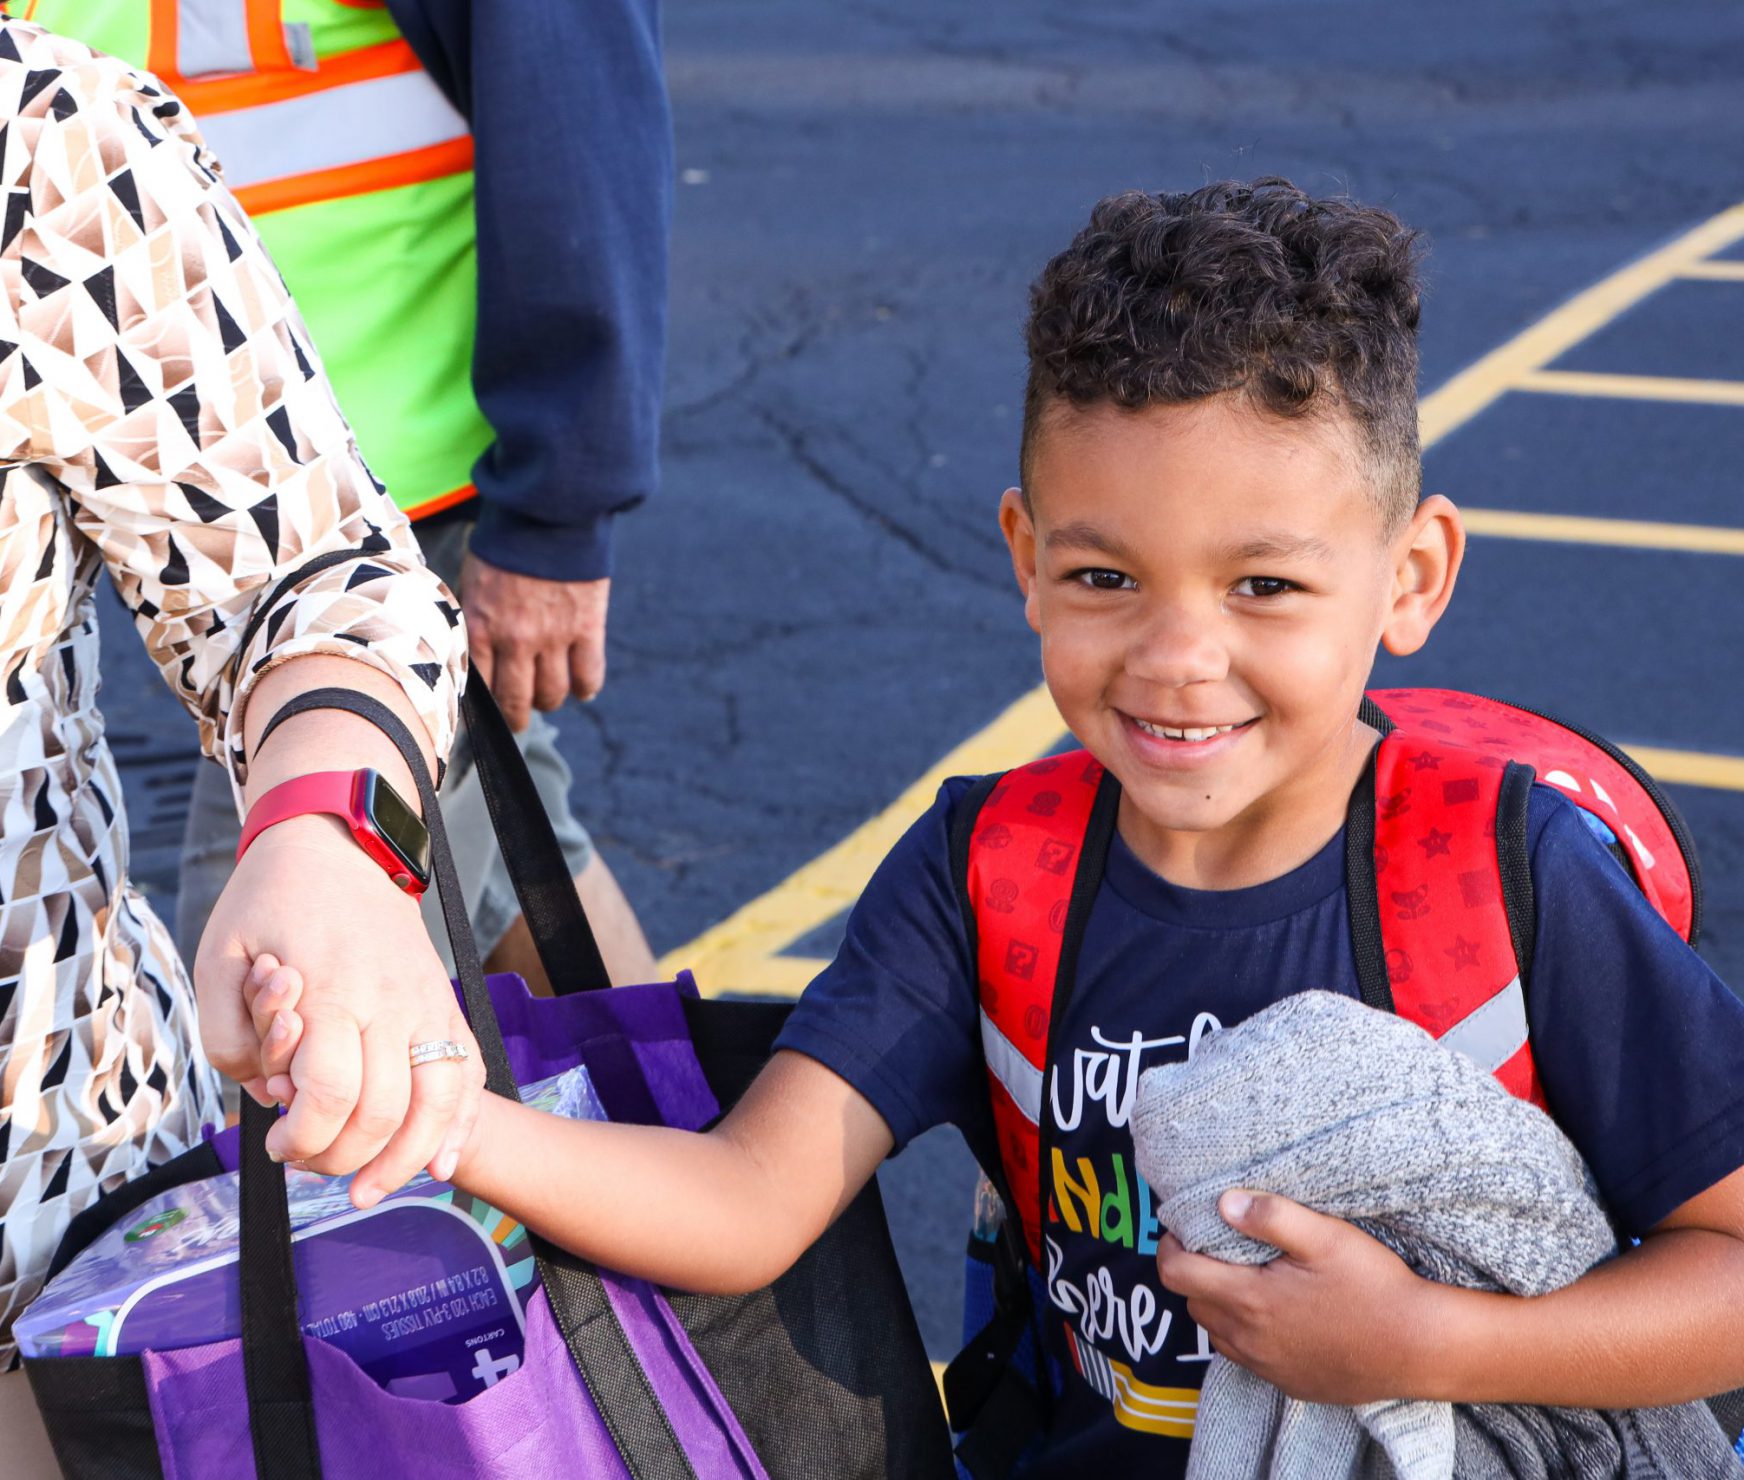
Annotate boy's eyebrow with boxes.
[1045,521,1139,560]
[1221,532,1336,563]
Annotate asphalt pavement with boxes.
[98,0,1744,1368]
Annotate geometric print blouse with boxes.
[0,18,466,1361]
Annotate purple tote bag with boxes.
[148,681,771,1480]
[140,974,765,1480]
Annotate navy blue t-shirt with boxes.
[774,777,1744,1477]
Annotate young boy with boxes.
[268,180,1744,1474]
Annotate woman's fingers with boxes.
[194,940,271,1086]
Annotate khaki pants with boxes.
[0,1366,63,1476]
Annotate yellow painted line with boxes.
[717,954,827,999]
[1459,508,1744,556]
[664,202,1744,997]
[664,684,1069,994]
[1416,202,1744,444]
[1515,368,1744,407]
[1625,746,1744,793]
[1678,260,1744,282]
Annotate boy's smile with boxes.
[1003,395,1461,891]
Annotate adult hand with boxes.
[195,815,486,1208]
[460,551,609,731]
[1155,1190,1436,1404]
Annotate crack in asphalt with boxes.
[753,402,1010,592]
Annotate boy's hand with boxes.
[1156,1189,1436,1404]
[240,953,306,1107]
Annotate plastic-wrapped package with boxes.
[16,1065,604,1404]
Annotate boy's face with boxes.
[1003,395,1459,884]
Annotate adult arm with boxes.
[388,0,674,725]
[6,49,478,1200]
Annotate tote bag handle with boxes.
[237,677,698,1480]
[456,674,613,995]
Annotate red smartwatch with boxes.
[237,769,432,899]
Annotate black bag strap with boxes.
[1343,745,1394,1013]
[242,683,698,1479]
[459,673,612,994]
[1496,760,1538,990]
[238,1095,323,1480]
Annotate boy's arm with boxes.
[446,1051,895,1295]
[1157,1164,1744,1408]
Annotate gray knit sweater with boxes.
[1128,990,1742,1480]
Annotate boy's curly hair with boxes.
[1022,179,1425,528]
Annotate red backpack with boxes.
[942,688,1701,1474]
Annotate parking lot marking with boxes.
[665,202,1744,996]
[1515,368,1744,407]
[1679,260,1744,283]
[1416,203,1744,445]
[1457,509,1744,557]
[669,683,1069,993]
[1624,746,1744,793]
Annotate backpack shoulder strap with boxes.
[945,754,1118,1477]
[1348,725,1547,1107]
[956,751,1115,1264]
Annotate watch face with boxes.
[363,773,432,885]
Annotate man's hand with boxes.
[460,552,609,730]
[195,816,485,1208]
[1155,1190,1437,1404]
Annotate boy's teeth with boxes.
[1134,719,1240,742]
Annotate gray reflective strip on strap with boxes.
[980,1008,1042,1126]
[178,0,253,79]
[1438,976,1529,1074]
[196,70,470,190]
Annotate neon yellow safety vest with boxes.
[28,0,492,520]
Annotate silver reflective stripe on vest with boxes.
[196,70,469,190]
[981,1008,1042,1126]
[178,0,252,79]
[1438,976,1529,1074]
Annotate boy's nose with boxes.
[1124,607,1230,688]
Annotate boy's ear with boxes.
[999,487,1043,634]
[1381,494,1465,657]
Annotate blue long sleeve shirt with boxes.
[387,0,673,581]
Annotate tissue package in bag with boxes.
[16,1065,604,1404]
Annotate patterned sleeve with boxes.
[0,34,465,792]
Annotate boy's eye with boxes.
[1232,576,1297,598]
[1072,568,1136,592]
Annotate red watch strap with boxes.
[237,771,363,862]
